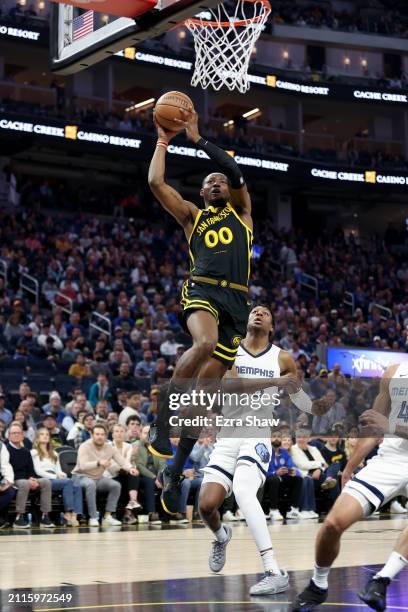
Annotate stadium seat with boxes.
[58,450,78,477]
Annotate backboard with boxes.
[50,0,219,75]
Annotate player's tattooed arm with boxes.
[177,110,252,229]
[148,115,199,235]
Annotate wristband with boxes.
[156,141,168,149]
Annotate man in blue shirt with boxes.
[261,430,303,521]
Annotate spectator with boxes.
[0,438,16,528]
[61,401,83,435]
[113,362,136,392]
[67,410,93,448]
[11,409,36,446]
[133,425,164,525]
[0,393,13,427]
[134,350,156,378]
[42,391,66,424]
[68,353,90,379]
[104,424,141,524]
[312,390,347,434]
[320,432,347,486]
[31,428,83,526]
[261,430,303,520]
[126,415,142,443]
[88,373,112,409]
[42,412,65,448]
[71,423,138,526]
[7,421,54,529]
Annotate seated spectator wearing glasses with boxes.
[10,410,35,447]
[0,438,16,528]
[292,430,340,518]
[133,425,165,525]
[0,393,13,428]
[71,423,138,527]
[104,424,140,524]
[261,430,303,521]
[6,421,54,529]
[31,428,83,527]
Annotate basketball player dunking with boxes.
[293,363,408,612]
[148,109,254,514]
[199,305,331,596]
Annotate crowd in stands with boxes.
[0,197,405,526]
[272,0,408,39]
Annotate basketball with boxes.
[154,91,194,132]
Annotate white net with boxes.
[185,0,271,94]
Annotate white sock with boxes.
[375,551,408,580]
[312,564,330,589]
[233,464,281,573]
[260,547,281,574]
[214,524,228,543]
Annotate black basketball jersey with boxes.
[188,203,252,286]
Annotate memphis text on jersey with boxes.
[168,414,281,428]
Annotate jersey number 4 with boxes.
[398,400,408,423]
[204,227,233,248]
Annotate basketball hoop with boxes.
[184,0,271,94]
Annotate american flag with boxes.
[73,10,94,41]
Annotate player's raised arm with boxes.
[179,110,252,229]
[148,119,199,234]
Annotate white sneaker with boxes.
[269,509,284,521]
[88,518,99,527]
[249,570,289,595]
[126,500,142,511]
[286,507,300,519]
[235,509,245,521]
[307,510,319,518]
[102,515,122,526]
[390,501,408,514]
[223,511,238,522]
[209,524,232,572]
[299,510,315,519]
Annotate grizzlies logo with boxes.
[231,335,242,348]
[255,442,270,464]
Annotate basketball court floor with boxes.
[1,515,407,611]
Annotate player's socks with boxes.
[374,550,408,580]
[312,563,331,589]
[260,547,281,574]
[214,524,229,542]
[169,436,198,477]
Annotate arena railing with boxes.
[368,302,392,320]
[344,291,355,315]
[300,272,319,300]
[20,273,39,304]
[0,259,8,288]
[90,312,112,338]
[52,292,73,316]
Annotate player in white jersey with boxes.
[198,305,331,596]
[293,363,408,612]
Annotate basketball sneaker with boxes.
[292,579,328,611]
[222,510,238,521]
[249,570,289,595]
[358,576,389,612]
[147,423,173,459]
[390,501,407,514]
[209,524,232,572]
[269,509,284,521]
[286,507,300,519]
[158,466,184,515]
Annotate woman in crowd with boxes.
[31,428,83,526]
[105,423,141,524]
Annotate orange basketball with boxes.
[154,91,194,132]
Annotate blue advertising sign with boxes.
[327,347,408,378]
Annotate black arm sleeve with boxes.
[197,137,245,189]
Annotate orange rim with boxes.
[184,0,271,28]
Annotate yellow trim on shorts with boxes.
[213,350,236,361]
[216,342,238,353]
[183,303,219,322]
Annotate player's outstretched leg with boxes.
[199,481,232,573]
[233,462,289,595]
[148,310,219,460]
[293,493,364,611]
